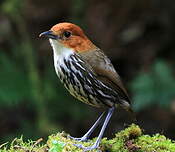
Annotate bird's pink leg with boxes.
[68,112,105,142]
[74,107,115,151]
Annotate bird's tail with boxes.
[120,100,137,122]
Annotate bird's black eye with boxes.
[63,31,71,38]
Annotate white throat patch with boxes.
[49,39,74,75]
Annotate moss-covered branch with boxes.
[1,124,175,152]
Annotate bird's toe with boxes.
[74,143,100,152]
[68,135,88,142]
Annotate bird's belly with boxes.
[54,64,98,107]
[60,73,102,107]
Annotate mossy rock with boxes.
[1,124,175,152]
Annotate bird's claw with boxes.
[68,135,81,141]
[68,135,88,142]
[74,143,100,152]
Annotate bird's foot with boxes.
[74,143,100,152]
[68,135,88,142]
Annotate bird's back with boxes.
[79,49,132,111]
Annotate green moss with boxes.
[1,124,175,152]
[99,124,142,152]
[47,132,98,152]
[0,137,47,152]
[136,134,175,152]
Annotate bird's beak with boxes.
[39,30,59,39]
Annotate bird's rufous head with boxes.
[40,22,97,53]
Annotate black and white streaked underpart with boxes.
[56,53,121,108]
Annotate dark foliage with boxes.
[0,0,175,143]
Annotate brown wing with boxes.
[79,49,131,108]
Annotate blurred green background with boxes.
[0,0,175,143]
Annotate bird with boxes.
[40,22,133,151]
